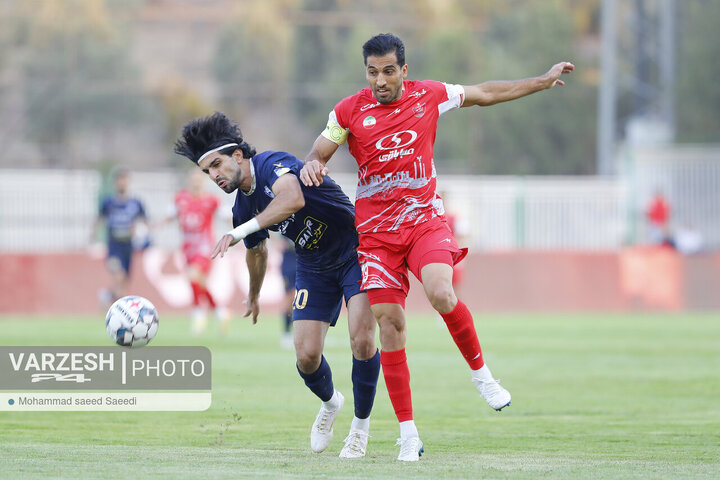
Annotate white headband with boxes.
[197,143,239,164]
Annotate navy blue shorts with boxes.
[293,254,364,325]
[107,241,133,274]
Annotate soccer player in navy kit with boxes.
[89,167,147,307]
[174,112,380,458]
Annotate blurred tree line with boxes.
[0,0,718,173]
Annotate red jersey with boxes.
[174,190,219,259]
[323,79,465,233]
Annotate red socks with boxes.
[440,300,485,370]
[205,288,216,308]
[380,302,482,422]
[190,282,216,308]
[190,282,202,306]
[380,349,413,422]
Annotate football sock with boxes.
[284,311,292,332]
[323,390,342,411]
[380,348,413,422]
[472,364,494,381]
[399,420,419,440]
[351,415,370,433]
[440,300,485,370]
[297,355,335,403]
[190,282,202,306]
[204,288,216,308]
[351,349,380,419]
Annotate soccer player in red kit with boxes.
[166,169,228,334]
[301,33,574,461]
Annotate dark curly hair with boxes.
[362,33,405,66]
[174,111,257,164]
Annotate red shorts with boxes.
[357,216,467,307]
[185,253,212,274]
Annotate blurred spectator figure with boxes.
[279,237,297,349]
[158,169,228,335]
[645,189,671,245]
[673,224,705,255]
[89,167,148,308]
[439,191,470,290]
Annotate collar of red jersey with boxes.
[241,158,256,196]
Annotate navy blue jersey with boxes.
[100,196,146,243]
[232,151,358,271]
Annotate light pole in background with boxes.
[597,0,675,176]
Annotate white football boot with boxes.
[190,307,208,336]
[339,429,369,458]
[310,391,344,453]
[215,306,231,335]
[396,436,424,462]
[473,376,511,411]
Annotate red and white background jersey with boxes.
[173,190,219,259]
[322,79,465,233]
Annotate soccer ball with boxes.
[106,295,159,347]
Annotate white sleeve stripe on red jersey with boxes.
[438,83,465,116]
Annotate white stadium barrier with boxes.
[1,145,718,252]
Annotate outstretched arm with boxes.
[300,135,340,187]
[211,173,305,258]
[462,61,574,107]
[244,239,268,324]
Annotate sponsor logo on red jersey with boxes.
[375,130,417,150]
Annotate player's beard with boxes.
[374,84,401,104]
[216,172,239,193]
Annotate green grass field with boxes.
[0,311,718,479]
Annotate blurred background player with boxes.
[158,169,229,335]
[89,167,147,308]
[438,190,470,292]
[279,237,297,349]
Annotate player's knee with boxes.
[427,285,457,313]
[376,311,405,336]
[295,348,322,374]
[349,330,376,359]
